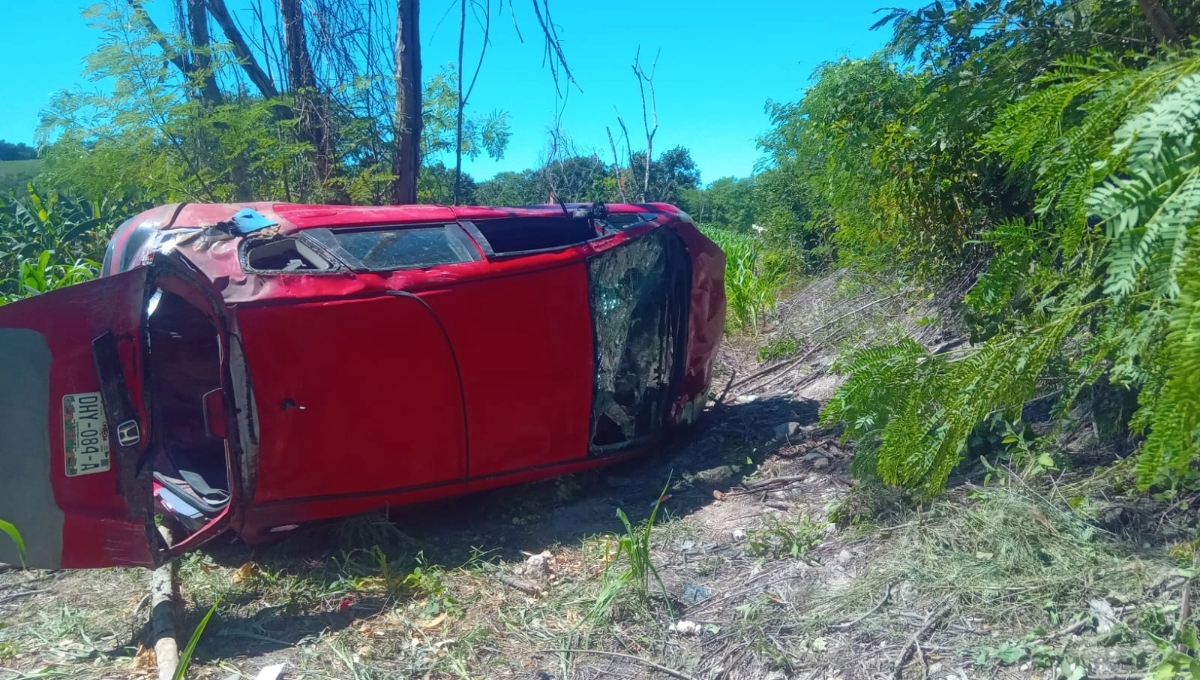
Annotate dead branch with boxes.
[631,47,659,202]
[0,589,45,605]
[543,649,698,680]
[606,127,627,202]
[151,528,179,680]
[530,0,579,96]
[892,605,948,680]
[829,583,891,630]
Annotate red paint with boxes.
[237,295,468,503]
[2,202,726,568]
[0,269,156,568]
[422,262,595,478]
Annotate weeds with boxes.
[585,482,671,625]
[173,600,219,680]
[758,335,800,362]
[746,513,825,558]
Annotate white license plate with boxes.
[63,392,111,477]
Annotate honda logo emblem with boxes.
[116,420,141,447]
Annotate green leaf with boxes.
[173,598,220,680]
[0,520,25,566]
[995,643,1026,664]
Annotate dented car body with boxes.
[0,202,725,569]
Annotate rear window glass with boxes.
[310,225,480,270]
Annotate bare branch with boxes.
[126,0,191,77]
[631,47,659,202]
[204,0,279,97]
[530,0,580,96]
[606,126,627,203]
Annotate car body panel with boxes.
[422,262,595,478]
[236,294,469,503]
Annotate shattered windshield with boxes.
[587,229,691,452]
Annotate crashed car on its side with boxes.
[0,201,725,569]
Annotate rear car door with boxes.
[0,269,158,568]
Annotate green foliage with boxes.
[0,185,124,302]
[745,514,825,558]
[0,520,25,566]
[0,141,37,162]
[586,484,670,624]
[173,600,219,680]
[703,227,790,332]
[36,3,509,207]
[824,44,1200,494]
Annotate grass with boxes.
[811,479,1178,636]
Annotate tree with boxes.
[0,141,37,162]
[475,170,540,206]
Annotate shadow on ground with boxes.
[186,395,821,658]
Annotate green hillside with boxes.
[0,159,40,196]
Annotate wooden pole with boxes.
[151,527,179,680]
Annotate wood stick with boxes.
[892,605,948,680]
[829,583,891,630]
[543,649,698,680]
[151,528,178,680]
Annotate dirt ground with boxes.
[0,271,1191,680]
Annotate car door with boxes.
[0,269,158,568]
[235,294,469,506]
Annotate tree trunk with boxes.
[1137,0,1179,44]
[392,0,421,205]
[279,0,341,198]
[186,0,223,106]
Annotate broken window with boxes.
[587,229,691,452]
[243,236,334,272]
[306,225,480,271]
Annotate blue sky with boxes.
[0,0,901,184]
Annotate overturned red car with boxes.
[0,202,725,569]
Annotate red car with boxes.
[0,202,725,569]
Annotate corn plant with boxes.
[0,185,122,302]
[703,227,790,332]
[585,481,671,625]
[0,520,24,567]
[173,600,219,680]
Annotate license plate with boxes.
[63,392,111,477]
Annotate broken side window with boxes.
[587,228,691,453]
[312,225,481,271]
